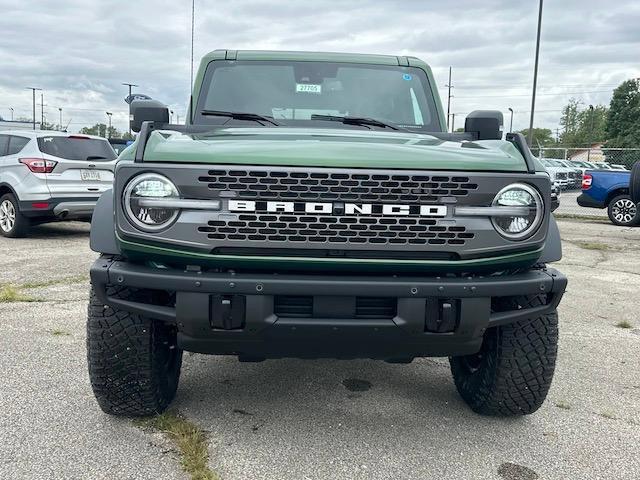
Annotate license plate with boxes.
[80,169,101,181]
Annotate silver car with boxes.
[0,130,117,237]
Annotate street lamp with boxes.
[587,105,594,162]
[106,112,113,139]
[508,107,514,133]
[527,0,544,147]
[26,87,42,130]
[9,107,14,121]
[58,108,62,131]
[122,82,139,136]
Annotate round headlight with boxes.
[491,183,543,240]
[123,173,179,231]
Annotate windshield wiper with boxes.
[310,114,407,131]
[200,110,280,126]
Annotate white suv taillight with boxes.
[19,158,57,173]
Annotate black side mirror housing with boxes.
[130,98,170,133]
[464,110,504,140]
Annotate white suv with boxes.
[0,130,117,237]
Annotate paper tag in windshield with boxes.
[296,83,322,94]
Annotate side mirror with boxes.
[464,110,504,140]
[130,98,170,133]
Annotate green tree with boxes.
[518,128,555,147]
[559,99,608,147]
[605,79,640,147]
[79,123,123,138]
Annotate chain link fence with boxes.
[529,147,639,221]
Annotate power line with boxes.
[455,90,612,99]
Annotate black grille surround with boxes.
[114,163,552,260]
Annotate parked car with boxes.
[87,49,567,418]
[108,138,134,156]
[577,169,638,226]
[0,130,117,237]
[539,159,571,189]
[549,159,581,188]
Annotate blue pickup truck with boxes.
[577,169,639,226]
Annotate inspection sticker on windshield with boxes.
[296,83,322,94]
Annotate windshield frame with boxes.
[192,59,444,133]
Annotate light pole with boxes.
[445,66,453,132]
[9,107,13,121]
[106,112,113,139]
[508,107,514,133]
[40,92,45,128]
[58,108,62,130]
[122,82,139,136]
[527,0,544,147]
[26,87,42,130]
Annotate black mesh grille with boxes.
[198,169,477,202]
[274,296,397,319]
[198,213,474,246]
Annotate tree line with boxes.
[519,79,640,149]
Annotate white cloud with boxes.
[0,0,638,134]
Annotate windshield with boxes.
[37,136,117,161]
[194,60,441,132]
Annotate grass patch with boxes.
[0,284,42,303]
[616,320,633,329]
[574,241,609,251]
[51,329,71,337]
[21,274,89,289]
[555,401,571,410]
[136,411,219,480]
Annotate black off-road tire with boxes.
[0,193,30,238]
[450,295,558,416]
[607,194,639,227]
[630,161,640,204]
[87,285,182,416]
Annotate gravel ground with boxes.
[0,220,638,480]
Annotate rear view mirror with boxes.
[464,110,504,140]
[130,98,169,133]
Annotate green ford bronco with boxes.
[87,50,567,417]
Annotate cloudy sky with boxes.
[1,0,639,135]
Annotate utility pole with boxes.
[9,107,13,121]
[587,104,594,162]
[26,87,41,130]
[508,107,514,133]
[450,113,456,132]
[58,108,62,130]
[445,66,453,132]
[122,82,139,136]
[40,92,44,127]
[106,112,113,139]
[176,114,180,124]
[527,0,544,147]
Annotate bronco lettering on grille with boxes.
[228,200,447,217]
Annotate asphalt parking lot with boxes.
[1,219,638,480]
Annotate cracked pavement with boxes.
[0,219,638,480]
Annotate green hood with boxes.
[138,127,528,172]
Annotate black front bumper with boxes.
[90,258,567,360]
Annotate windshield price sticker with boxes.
[296,84,322,94]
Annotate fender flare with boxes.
[90,189,119,255]
[539,215,562,263]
